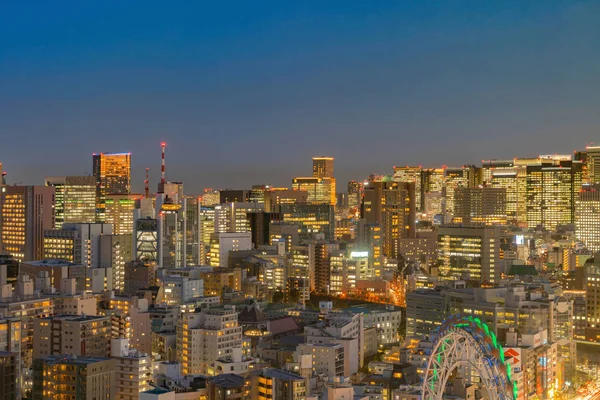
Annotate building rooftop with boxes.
[40,314,109,322]
[22,259,79,267]
[142,387,173,395]
[263,368,304,381]
[37,355,111,366]
[209,373,246,388]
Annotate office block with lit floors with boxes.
[45,176,96,228]
[93,152,131,222]
[0,185,54,262]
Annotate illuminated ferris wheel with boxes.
[421,315,517,400]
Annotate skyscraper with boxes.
[575,185,600,252]
[362,176,415,258]
[45,176,96,229]
[93,152,131,222]
[437,225,502,283]
[393,166,424,212]
[292,156,336,205]
[444,165,480,216]
[313,156,334,178]
[0,185,54,262]
[585,145,600,184]
[292,177,336,205]
[104,193,139,235]
[526,160,582,230]
[453,187,507,225]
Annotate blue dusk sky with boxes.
[1,1,599,193]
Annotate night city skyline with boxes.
[2,1,600,192]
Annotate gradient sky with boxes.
[1,1,600,194]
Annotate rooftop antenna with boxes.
[145,168,150,198]
[161,142,166,185]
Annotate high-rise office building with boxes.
[526,160,583,230]
[45,176,96,229]
[32,356,115,400]
[208,232,252,268]
[292,177,336,205]
[393,166,424,212]
[437,225,502,283]
[291,156,336,206]
[93,152,131,222]
[576,186,600,252]
[585,262,600,341]
[362,177,416,258]
[309,240,341,293]
[585,145,600,184]
[105,193,139,235]
[444,165,480,215]
[347,180,363,213]
[134,218,158,262]
[264,189,308,212]
[158,199,183,269]
[201,188,220,206]
[219,190,250,203]
[0,185,54,262]
[453,187,507,225]
[482,160,522,223]
[313,156,334,178]
[184,196,200,266]
[44,223,113,269]
[280,203,335,240]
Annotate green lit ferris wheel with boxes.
[421,315,518,400]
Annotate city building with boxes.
[124,259,157,295]
[33,314,111,359]
[93,152,131,222]
[444,165,480,215]
[32,355,115,400]
[207,373,248,399]
[176,306,243,375]
[362,176,416,258]
[208,232,252,269]
[453,186,507,225]
[0,185,54,262]
[0,352,18,400]
[279,203,335,240]
[45,176,96,229]
[526,160,583,230]
[576,186,600,252]
[111,339,152,400]
[158,198,184,269]
[437,225,502,283]
[264,189,309,212]
[157,274,204,305]
[0,293,53,390]
[105,193,139,235]
[292,177,336,205]
[249,368,306,400]
[134,217,159,261]
[43,222,113,269]
[393,165,424,212]
[585,145,600,184]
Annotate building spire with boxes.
[145,168,150,198]
[161,142,166,185]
